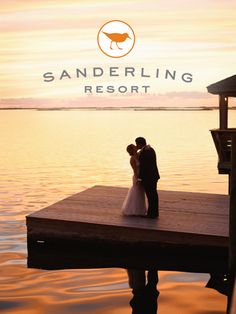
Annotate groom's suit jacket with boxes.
[139,146,160,183]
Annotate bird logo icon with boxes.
[102,32,131,50]
[97,20,135,58]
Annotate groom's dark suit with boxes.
[138,146,160,217]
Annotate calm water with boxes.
[0,109,233,314]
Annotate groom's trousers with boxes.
[142,179,159,216]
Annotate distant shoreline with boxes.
[1,106,236,111]
[0,106,236,111]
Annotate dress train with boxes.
[122,176,147,216]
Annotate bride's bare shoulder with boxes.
[130,155,139,166]
[130,155,135,163]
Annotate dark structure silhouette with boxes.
[207,75,236,313]
[207,75,236,175]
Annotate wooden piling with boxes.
[219,95,228,130]
[229,135,236,311]
[230,280,236,314]
[230,135,236,272]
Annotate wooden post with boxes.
[230,135,236,272]
[228,135,236,312]
[230,280,236,314]
[219,95,228,130]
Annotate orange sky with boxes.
[1,0,236,107]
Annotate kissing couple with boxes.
[122,137,160,219]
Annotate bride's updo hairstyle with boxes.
[126,144,136,156]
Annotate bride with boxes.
[122,144,147,216]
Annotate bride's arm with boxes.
[130,157,138,178]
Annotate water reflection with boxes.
[27,242,229,314]
[127,269,159,314]
[1,110,231,313]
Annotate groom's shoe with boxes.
[146,212,159,219]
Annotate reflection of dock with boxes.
[26,185,228,272]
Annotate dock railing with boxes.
[210,128,236,174]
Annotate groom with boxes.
[135,137,160,218]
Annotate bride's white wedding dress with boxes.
[122,159,147,216]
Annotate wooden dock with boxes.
[26,185,229,272]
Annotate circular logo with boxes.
[97,20,135,58]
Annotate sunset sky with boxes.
[1,0,236,107]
